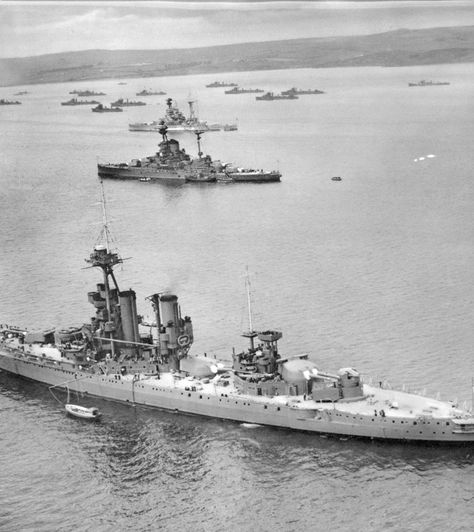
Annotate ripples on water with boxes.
[1,64,474,530]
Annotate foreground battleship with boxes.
[98,125,280,183]
[1,194,473,443]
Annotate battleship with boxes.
[206,81,238,88]
[0,99,21,105]
[92,104,123,113]
[129,98,237,133]
[225,87,265,94]
[408,80,450,87]
[61,98,100,106]
[136,89,167,96]
[69,90,106,96]
[99,126,278,183]
[282,88,325,96]
[1,187,473,444]
[111,98,146,107]
[256,92,299,101]
[98,126,221,182]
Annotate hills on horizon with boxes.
[1,25,473,87]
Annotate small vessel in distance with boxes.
[206,81,238,88]
[225,87,265,94]
[69,90,106,96]
[331,176,342,182]
[61,98,100,106]
[1,192,473,443]
[136,89,167,96]
[408,80,450,87]
[92,104,123,113]
[14,91,29,95]
[282,87,325,96]
[0,99,21,105]
[111,98,146,107]
[256,92,298,101]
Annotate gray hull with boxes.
[1,349,473,443]
[98,164,186,182]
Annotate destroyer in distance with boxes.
[1,210,473,443]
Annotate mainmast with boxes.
[242,267,258,350]
[194,130,204,159]
[187,99,196,123]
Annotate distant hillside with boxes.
[1,26,473,87]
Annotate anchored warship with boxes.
[1,188,473,443]
[129,98,237,133]
[98,125,279,183]
[98,125,220,182]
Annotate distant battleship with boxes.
[0,99,21,105]
[408,80,450,87]
[256,92,298,101]
[69,90,106,96]
[1,188,473,443]
[136,89,167,96]
[111,98,146,107]
[14,91,29,96]
[282,87,325,96]
[129,98,237,133]
[92,104,123,113]
[99,125,277,183]
[61,98,100,106]
[225,87,265,94]
[206,81,238,88]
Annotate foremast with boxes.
[85,180,123,358]
[84,180,194,371]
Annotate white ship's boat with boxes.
[65,404,101,420]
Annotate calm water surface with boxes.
[1,64,474,531]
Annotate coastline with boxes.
[1,25,473,88]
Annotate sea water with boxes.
[1,64,474,531]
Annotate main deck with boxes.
[1,344,473,443]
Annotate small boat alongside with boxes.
[217,167,281,183]
[65,404,101,420]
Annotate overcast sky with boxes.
[1,1,474,58]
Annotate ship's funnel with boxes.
[160,294,179,346]
[119,290,139,343]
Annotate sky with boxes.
[1,1,474,58]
